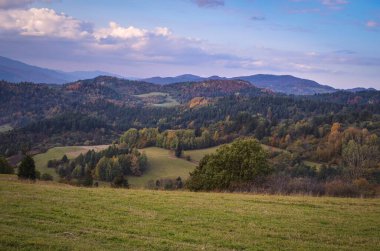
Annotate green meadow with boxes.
[129,147,195,188]
[33,145,108,179]
[1,175,379,250]
[134,92,180,107]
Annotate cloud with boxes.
[289,0,348,11]
[250,16,266,21]
[366,20,379,28]
[0,0,35,9]
[0,8,91,39]
[192,0,224,8]
[0,0,51,9]
[94,22,147,40]
[321,0,348,6]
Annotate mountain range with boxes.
[0,55,376,95]
[0,56,122,84]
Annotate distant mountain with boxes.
[142,74,337,95]
[345,87,377,93]
[142,74,205,85]
[232,74,336,95]
[0,56,122,84]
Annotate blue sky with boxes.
[0,0,379,88]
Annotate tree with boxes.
[187,138,271,191]
[61,154,69,163]
[0,156,13,174]
[174,143,183,158]
[18,155,36,180]
[120,128,139,148]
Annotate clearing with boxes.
[134,92,180,107]
[33,145,109,179]
[129,147,195,188]
[0,124,12,133]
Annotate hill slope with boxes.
[143,73,337,95]
[1,176,379,250]
[233,74,336,95]
[0,56,121,84]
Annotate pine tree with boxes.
[18,155,36,180]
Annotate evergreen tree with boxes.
[18,155,36,180]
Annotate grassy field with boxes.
[1,175,379,250]
[185,145,221,162]
[129,147,195,188]
[134,92,180,107]
[0,124,12,133]
[33,145,108,180]
[32,144,323,186]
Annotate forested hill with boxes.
[142,74,337,95]
[1,75,380,160]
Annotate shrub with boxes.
[111,175,129,188]
[41,173,53,181]
[0,156,14,174]
[353,178,376,197]
[325,180,357,197]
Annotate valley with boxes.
[1,1,380,250]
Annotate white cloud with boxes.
[0,8,90,39]
[94,22,147,40]
[154,27,171,36]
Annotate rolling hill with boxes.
[143,73,336,95]
[0,56,122,84]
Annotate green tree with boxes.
[18,155,36,180]
[187,138,271,191]
[0,156,13,174]
[120,128,139,148]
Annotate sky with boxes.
[0,0,379,89]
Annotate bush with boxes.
[146,177,184,190]
[41,173,53,181]
[353,178,376,197]
[0,156,14,174]
[264,175,324,195]
[111,175,129,188]
[325,180,357,197]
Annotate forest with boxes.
[0,77,379,195]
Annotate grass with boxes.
[33,145,108,180]
[134,92,169,98]
[129,147,196,188]
[134,92,180,107]
[32,146,194,187]
[185,143,285,163]
[0,124,12,133]
[1,174,379,250]
[184,145,221,162]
